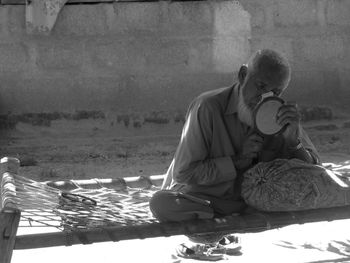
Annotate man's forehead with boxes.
[253,70,286,88]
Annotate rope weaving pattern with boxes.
[3,157,350,249]
[2,173,161,231]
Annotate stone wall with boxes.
[0,0,349,115]
[241,0,350,108]
[0,1,251,114]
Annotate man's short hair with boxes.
[247,49,291,89]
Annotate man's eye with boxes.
[273,90,280,96]
[257,84,266,90]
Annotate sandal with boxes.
[216,235,242,255]
[175,243,225,261]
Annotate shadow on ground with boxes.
[275,239,350,263]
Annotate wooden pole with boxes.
[0,209,21,263]
[1,0,149,5]
[14,205,350,250]
[45,174,165,191]
[0,157,21,263]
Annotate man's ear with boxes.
[238,65,248,85]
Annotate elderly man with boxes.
[150,49,320,260]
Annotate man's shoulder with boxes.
[194,86,233,108]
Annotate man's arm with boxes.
[277,102,321,165]
[172,100,237,186]
[284,127,321,164]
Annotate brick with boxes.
[212,36,250,73]
[129,73,234,112]
[145,39,191,74]
[213,1,251,37]
[90,40,129,71]
[0,44,27,73]
[285,70,331,104]
[111,2,161,33]
[164,1,213,36]
[300,35,344,63]
[338,68,350,101]
[326,0,350,26]
[187,38,213,72]
[274,0,318,27]
[240,1,265,29]
[0,73,228,114]
[0,6,26,39]
[0,77,111,113]
[36,41,85,70]
[53,5,107,36]
[285,68,350,108]
[82,76,140,111]
[341,36,350,70]
[251,36,294,63]
[0,7,8,37]
[88,39,147,74]
[7,5,25,35]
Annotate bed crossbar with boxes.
[1,156,350,263]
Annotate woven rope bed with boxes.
[1,157,350,263]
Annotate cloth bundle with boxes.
[241,159,350,211]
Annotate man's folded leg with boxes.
[149,190,215,222]
[149,190,242,260]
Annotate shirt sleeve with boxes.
[299,127,321,164]
[172,100,237,186]
[280,127,321,164]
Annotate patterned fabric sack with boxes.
[241,158,350,211]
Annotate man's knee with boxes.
[149,190,177,221]
[149,190,214,222]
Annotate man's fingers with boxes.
[243,142,263,155]
[277,102,298,116]
[242,152,258,159]
[247,134,264,143]
[277,112,301,126]
[284,101,298,107]
[278,116,300,127]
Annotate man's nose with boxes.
[255,91,274,105]
[261,91,274,99]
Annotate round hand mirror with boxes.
[254,96,286,136]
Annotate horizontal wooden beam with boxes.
[0,0,161,4]
[45,174,164,191]
[14,205,350,250]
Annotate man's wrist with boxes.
[289,141,303,151]
[286,139,315,163]
[231,155,252,170]
[286,138,303,151]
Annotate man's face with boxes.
[240,67,286,111]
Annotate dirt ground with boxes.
[2,109,350,263]
[1,110,350,182]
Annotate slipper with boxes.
[218,235,239,245]
[216,235,242,255]
[175,243,225,261]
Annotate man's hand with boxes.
[276,102,301,146]
[241,133,264,159]
[233,133,264,170]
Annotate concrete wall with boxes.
[0,1,251,114]
[240,0,350,109]
[0,0,349,115]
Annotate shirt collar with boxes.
[225,83,240,115]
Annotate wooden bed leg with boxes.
[1,157,21,263]
[0,208,21,263]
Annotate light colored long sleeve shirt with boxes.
[162,84,320,200]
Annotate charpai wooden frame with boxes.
[2,156,350,263]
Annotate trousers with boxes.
[149,190,246,244]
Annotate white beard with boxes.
[238,88,254,127]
